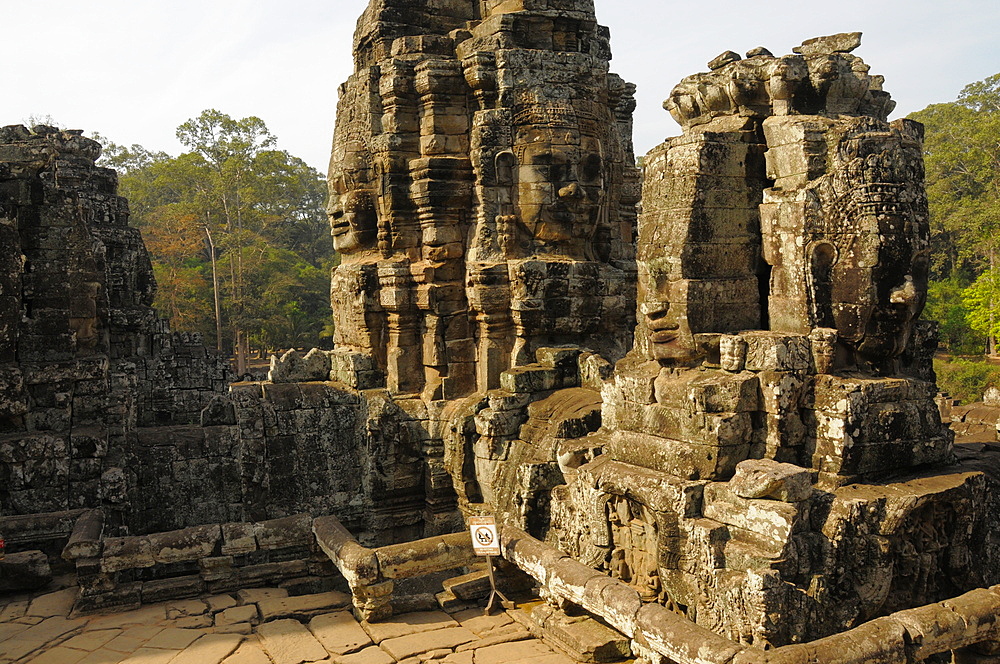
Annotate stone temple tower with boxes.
[327,0,639,401]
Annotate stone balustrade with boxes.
[313,514,476,622]
[61,510,337,614]
[499,524,1000,664]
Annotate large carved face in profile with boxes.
[514,126,605,259]
[813,226,928,365]
[813,120,929,364]
[638,259,698,364]
[327,141,377,256]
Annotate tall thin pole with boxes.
[205,226,223,352]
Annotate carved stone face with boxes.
[821,124,930,364]
[646,303,695,363]
[328,187,377,255]
[831,233,929,363]
[328,143,377,256]
[638,258,698,364]
[515,127,604,258]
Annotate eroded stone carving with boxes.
[443,31,1000,651]
[327,0,638,400]
[762,114,929,372]
[544,33,989,649]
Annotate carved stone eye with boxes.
[495,151,515,186]
[582,154,603,183]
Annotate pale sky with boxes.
[4,0,998,172]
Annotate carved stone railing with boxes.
[734,591,1000,664]
[313,514,476,621]
[1,508,87,556]
[500,525,1000,664]
[62,511,336,613]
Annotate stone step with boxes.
[442,570,491,601]
[435,588,476,612]
[516,604,632,663]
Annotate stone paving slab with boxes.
[441,653,473,664]
[473,638,558,664]
[143,627,203,650]
[173,615,213,629]
[168,633,244,664]
[455,627,533,651]
[87,606,166,629]
[27,588,79,618]
[4,616,87,660]
[0,600,29,622]
[119,647,179,664]
[62,628,124,651]
[308,611,372,655]
[220,641,273,664]
[257,591,350,622]
[216,605,258,626]
[380,625,478,660]
[206,595,238,613]
[332,645,395,664]
[1,580,604,664]
[236,588,288,605]
[104,633,150,654]
[257,618,328,664]
[215,622,253,635]
[449,609,513,636]
[25,646,90,664]
[76,648,127,664]
[0,621,30,644]
[165,600,208,619]
[361,610,459,642]
[123,625,166,641]
[516,654,576,664]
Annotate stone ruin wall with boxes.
[0,125,233,532]
[0,126,436,549]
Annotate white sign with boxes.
[469,516,501,556]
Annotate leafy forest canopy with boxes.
[95,110,333,373]
[908,73,1000,400]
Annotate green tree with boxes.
[96,111,331,365]
[963,270,1000,346]
[910,73,1000,354]
[910,75,1000,281]
[925,277,984,355]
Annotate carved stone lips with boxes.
[650,329,678,344]
[331,218,350,236]
[648,315,680,344]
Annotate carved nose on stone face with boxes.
[558,182,581,199]
[889,275,919,307]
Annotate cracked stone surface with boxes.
[1,586,585,664]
